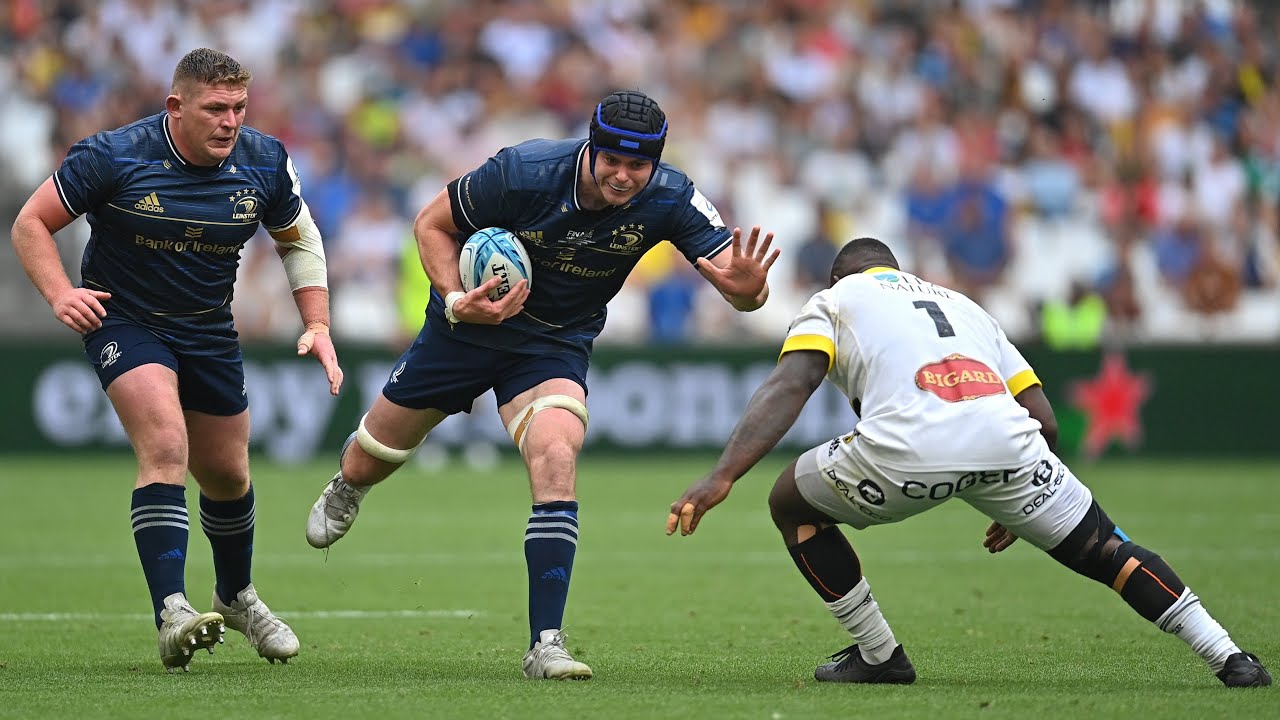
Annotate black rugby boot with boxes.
[1217,652,1272,688]
[814,643,917,684]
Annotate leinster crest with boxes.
[608,224,646,254]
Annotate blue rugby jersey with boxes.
[439,138,732,353]
[53,112,303,354]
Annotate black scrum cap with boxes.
[589,90,667,163]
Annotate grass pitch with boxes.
[0,454,1276,719]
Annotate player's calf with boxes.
[1049,501,1186,620]
[771,465,908,677]
[1049,500,1265,685]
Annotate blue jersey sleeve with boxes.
[667,183,733,264]
[262,148,304,231]
[446,147,523,234]
[53,132,120,217]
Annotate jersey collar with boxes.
[862,266,898,275]
[162,113,228,169]
[571,141,589,211]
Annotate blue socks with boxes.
[131,484,189,627]
[525,501,579,648]
[200,486,256,606]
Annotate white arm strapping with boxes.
[274,200,328,291]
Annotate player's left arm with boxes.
[698,225,779,311]
[1013,383,1057,451]
[995,315,1056,451]
[667,348,828,536]
[265,153,342,395]
[670,184,778,311]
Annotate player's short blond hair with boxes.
[171,48,252,94]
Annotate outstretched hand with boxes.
[451,278,529,325]
[665,475,734,536]
[695,226,779,304]
[983,521,1019,553]
[52,287,111,333]
[297,322,343,395]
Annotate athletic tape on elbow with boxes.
[356,413,418,463]
[276,201,328,291]
[505,395,589,451]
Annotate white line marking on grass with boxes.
[2,545,1279,570]
[0,609,481,622]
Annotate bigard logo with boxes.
[915,354,1006,403]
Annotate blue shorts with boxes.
[382,320,590,414]
[82,319,248,416]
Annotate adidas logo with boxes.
[134,192,165,213]
[540,566,569,583]
[156,548,185,561]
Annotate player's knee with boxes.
[1055,529,1169,594]
[525,442,579,499]
[768,462,823,532]
[355,413,420,464]
[1049,500,1123,583]
[339,431,357,462]
[527,434,577,467]
[138,430,189,474]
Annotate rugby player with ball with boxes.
[306,90,779,679]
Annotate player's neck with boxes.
[577,175,606,211]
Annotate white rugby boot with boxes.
[522,629,593,680]
[306,473,369,549]
[212,583,299,663]
[157,592,225,672]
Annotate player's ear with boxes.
[165,93,183,116]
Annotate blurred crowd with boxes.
[2,0,1279,347]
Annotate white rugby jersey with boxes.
[780,267,1044,471]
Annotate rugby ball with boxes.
[458,227,533,301]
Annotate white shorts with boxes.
[794,432,1093,550]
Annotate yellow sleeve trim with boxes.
[780,334,835,372]
[1006,369,1041,396]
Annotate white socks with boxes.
[825,577,897,664]
[1157,587,1241,673]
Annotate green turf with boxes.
[0,454,1275,719]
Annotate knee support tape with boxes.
[505,395,589,452]
[355,413,420,464]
